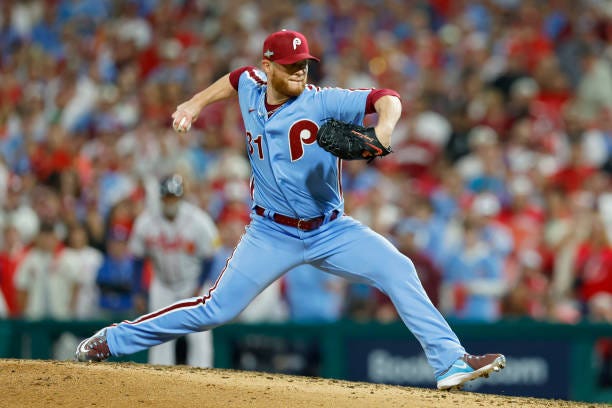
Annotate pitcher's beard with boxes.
[270,76,306,98]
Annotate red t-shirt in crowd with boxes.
[575,244,612,302]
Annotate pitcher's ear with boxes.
[262,59,272,74]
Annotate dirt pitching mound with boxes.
[1,359,605,407]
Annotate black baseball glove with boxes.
[316,119,392,161]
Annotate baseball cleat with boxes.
[74,328,111,362]
[436,353,506,390]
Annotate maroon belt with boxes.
[255,206,339,231]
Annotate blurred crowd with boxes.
[0,0,611,327]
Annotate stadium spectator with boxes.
[14,222,79,320]
[440,218,507,322]
[574,219,612,320]
[574,45,612,122]
[63,223,104,320]
[498,176,545,254]
[502,249,551,320]
[0,175,39,245]
[0,222,27,317]
[96,224,141,320]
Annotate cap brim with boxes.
[273,53,320,64]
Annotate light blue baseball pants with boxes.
[105,213,465,376]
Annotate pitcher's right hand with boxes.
[172,101,199,132]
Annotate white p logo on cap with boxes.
[293,37,302,50]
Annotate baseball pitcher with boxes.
[77,30,505,390]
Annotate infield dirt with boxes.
[1,359,607,407]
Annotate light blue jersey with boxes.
[238,67,369,218]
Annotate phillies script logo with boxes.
[293,37,302,50]
[288,119,318,161]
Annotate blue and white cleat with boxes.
[74,328,111,362]
[436,353,506,390]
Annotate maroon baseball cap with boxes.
[262,30,320,65]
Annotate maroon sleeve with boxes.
[365,89,401,114]
[229,66,255,90]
